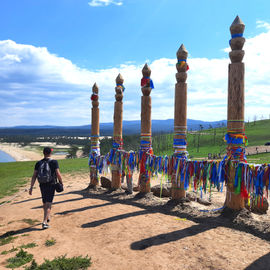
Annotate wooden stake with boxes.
[89,83,100,187]
[139,64,153,193]
[225,16,246,210]
[111,74,124,189]
[171,44,188,199]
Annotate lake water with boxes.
[0,150,16,163]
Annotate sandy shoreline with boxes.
[0,143,66,162]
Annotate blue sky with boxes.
[0,0,270,126]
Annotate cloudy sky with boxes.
[0,0,270,127]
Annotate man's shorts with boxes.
[39,183,56,203]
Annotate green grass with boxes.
[153,119,270,163]
[245,119,270,146]
[0,158,89,199]
[26,255,91,270]
[20,242,37,249]
[6,249,33,268]
[0,235,18,246]
[58,158,89,174]
[1,243,37,255]
[45,238,56,247]
[247,152,270,164]
[0,160,34,199]
[22,218,39,226]
[1,246,18,255]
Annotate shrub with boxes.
[45,238,56,247]
[6,249,33,268]
[26,255,92,270]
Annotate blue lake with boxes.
[0,150,16,163]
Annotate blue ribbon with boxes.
[109,149,114,163]
[231,33,243,38]
[229,33,243,45]
[225,133,244,145]
[117,84,125,92]
[184,164,189,190]
[173,139,187,146]
[141,140,151,145]
[112,142,120,149]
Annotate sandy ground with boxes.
[0,143,66,161]
[0,172,270,270]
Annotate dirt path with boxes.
[0,172,270,270]
[246,145,270,155]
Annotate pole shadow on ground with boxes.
[244,252,270,270]
[75,190,270,247]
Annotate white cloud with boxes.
[0,21,270,127]
[256,20,270,30]
[88,0,123,7]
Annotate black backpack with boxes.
[37,159,52,184]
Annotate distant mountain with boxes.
[0,119,227,137]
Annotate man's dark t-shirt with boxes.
[35,158,59,185]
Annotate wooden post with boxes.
[88,83,100,188]
[225,16,246,210]
[171,44,188,199]
[111,74,124,189]
[139,64,153,193]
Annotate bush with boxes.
[45,238,56,247]
[6,249,33,268]
[26,255,92,270]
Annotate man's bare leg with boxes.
[43,202,52,226]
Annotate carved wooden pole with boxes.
[171,44,188,199]
[225,16,246,209]
[89,83,100,188]
[139,64,153,193]
[111,74,124,189]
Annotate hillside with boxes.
[0,119,226,137]
[152,119,270,160]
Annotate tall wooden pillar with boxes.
[225,16,246,209]
[139,64,153,193]
[89,83,100,188]
[171,44,189,199]
[111,74,124,189]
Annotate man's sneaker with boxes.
[42,223,49,229]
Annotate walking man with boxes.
[29,147,63,229]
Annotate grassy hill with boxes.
[245,119,270,146]
[152,119,270,161]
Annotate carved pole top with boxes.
[92,82,99,94]
[176,44,188,60]
[176,44,189,80]
[142,63,151,77]
[230,15,245,35]
[115,74,124,102]
[91,82,99,107]
[116,73,124,84]
[229,16,245,63]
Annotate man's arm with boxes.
[56,169,63,185]
[29,170,38,195]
